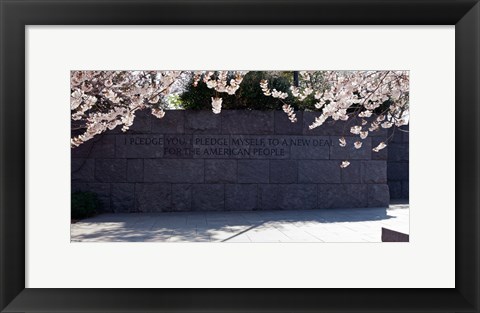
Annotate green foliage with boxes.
[71,191,100,219]
[179,71,322,111]
[166,93,183,109]
[179,77,215,110]
[232,71,290,110]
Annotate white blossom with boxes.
[314,101,324,109]
[358,110,372,118]
[282,104,297,122]
[211,97,223,114]
[151,108,165,119]
[306,71,409,132]
[149,95,160,104]
[70,89,83,110]
[350,126,362,135]
[373,142,387,152]
[369,122,380,132]
[272,89,288,99]
[381,121,393,128]
[206,80,217,89]
[290,86,300,97]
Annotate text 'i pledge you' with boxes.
[126,136,332,157]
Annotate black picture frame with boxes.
[1,0,478,312]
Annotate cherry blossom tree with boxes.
[70,70,248,147]
[259,70,409,166]
[71,70,409,167]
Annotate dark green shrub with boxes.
[180,71,320,111]
[71,191,100,219]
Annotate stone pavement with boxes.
[71,202,409,242]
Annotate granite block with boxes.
[221,110,274,134]
[191,184,225,211]
[402,129,409,143]
[94,159,126,182]
[172,184,192,211]
[205,160,237,183]
[127,159,144,182]
[128,109,152,133]
[341,160,361,183]
[225,184,258,211]
[238,160,269,183]
[71,158,95,182]
[269,160,297,183]
[258,184,317,210]
[387,163,409,181]
[185,110,221,134]
[274,110,303,135]
[135,183,172,212]
[151,110,185,134]
[317,184,368,209]
[389,129,403,144]
[362,160,387,184]
[367,184,390,207]
[111,183,135,213]
[144,159,204,183]
[388,181,403,199]
[402,181,409,199]
[388,143,409,162]
[298,160,341,183]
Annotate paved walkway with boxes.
[71,202,409,242]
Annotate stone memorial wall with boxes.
[72,110,390,212]
[387,126,409,199]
